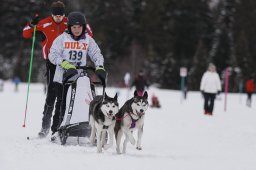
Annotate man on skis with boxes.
[22,1,93,138]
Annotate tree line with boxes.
[0,0,255,91]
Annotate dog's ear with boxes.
[134,90,138,97]
[104,92,109,99]
[114,93,118,100]
[143,91,148,99]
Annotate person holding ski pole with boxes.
[48,11,106,141]
[22,1,93,138]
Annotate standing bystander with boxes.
[131,70,149,96]
[200,63,221,115]
[245,76,255,107]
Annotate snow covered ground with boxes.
[0,81,256,170]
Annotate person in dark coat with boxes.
[131,70,149,96]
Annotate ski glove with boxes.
[96,66,106,87]
[61,60,76,70]
[63,68,78,83]
[30,14,39,27]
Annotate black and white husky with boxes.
[89,93,119,153]
[114,90,149,154]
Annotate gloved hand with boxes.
[61,60,76,70]
[217,90,221,95]
[96,66,106,86]
[63,68,78,83]
[30,13,40,27]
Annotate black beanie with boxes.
[51,1,65,15]
[51,7,64,15]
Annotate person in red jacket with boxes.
[245,76,255,107]
[22,1,93,138]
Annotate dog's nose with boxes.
[140,109,144,113]
[109,110,113,114]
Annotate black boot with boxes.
[38,104,54,138]
[38,128,50,138]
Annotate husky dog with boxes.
[114,90,149,154]
[89,93,119,153]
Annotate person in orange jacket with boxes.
[245,76,255,107]
[22,1,93,138]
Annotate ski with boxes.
[26,135,46,141]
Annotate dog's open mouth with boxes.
[136,111,144,117]
[107,113,113,118]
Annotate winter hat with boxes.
[67,12,87,36]
[51,1,65,15]
[67,12,86,26]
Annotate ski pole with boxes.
[22,25,36,128]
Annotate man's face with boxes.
[71,25,83,37]
[52,15,64,23]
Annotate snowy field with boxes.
[0,81,256,170]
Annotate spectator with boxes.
[13,76,21,92]
[151,93,161,108]
[124,72,131,88]
[200,63,221,115]
[131,70,149,96]
[245,76,255,107]
[0,78,4,92]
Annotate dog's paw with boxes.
[136,147,142,150]
[116,148,121,154]
[97,149,103,153]
[103,144,111,150]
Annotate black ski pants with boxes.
[51,83,69,133]
[246,92,253,107]
[203,92,216,114]
[41,60,56,130]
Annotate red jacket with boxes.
[245,79,255,93]
[23,16,93,60]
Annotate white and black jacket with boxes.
[49,32,104,83]
[200,71,221,94]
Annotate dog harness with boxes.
[130,116,137,128]
[116,112,142,129]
